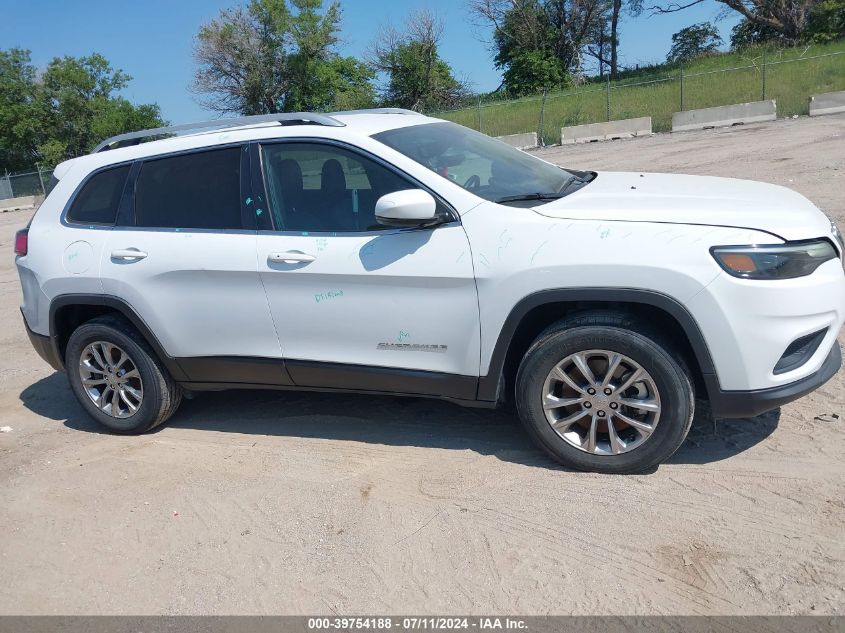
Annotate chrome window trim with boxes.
[108,225,257,236]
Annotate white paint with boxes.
[533,171,833,242]
[256,226,480,375]
[375,189,436,222]
[100,231,280,359]
[63,241,94,275]
[462,204,844,391]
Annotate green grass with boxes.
[434,40,845,144]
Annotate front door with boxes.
[254,140,480,400]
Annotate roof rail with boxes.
[93,112,345,153]
[329,108,420,116]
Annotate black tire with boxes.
[515,311,694,474]
[65,314,182,434]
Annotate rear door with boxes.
[100,145,286,385]
[254,140,480,399]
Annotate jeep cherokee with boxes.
[15,109,845,473]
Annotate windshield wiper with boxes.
[557,172,597,196]
[494,192,565,204]
[495,172,597,204]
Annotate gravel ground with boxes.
[0,114,843,615]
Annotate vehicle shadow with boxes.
[20,373,779,470]
[670,405,780,465]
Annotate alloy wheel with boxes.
[541,349,661,455]
[78,341,144,419]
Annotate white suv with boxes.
[15,109,845,473]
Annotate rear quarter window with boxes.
[66,165,131,225]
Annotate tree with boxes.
[609,0,622,77]
[730,16,784,48]
[805,0,845,42]
[39,54,164,162]
[368,9,470,111]
[584,0,620,78]
[502,49,566,96]
[306,56,377,111]
[649,0,821,44]
[586,0,646,79]
[193,0,375,115]
[0,49,164,172]
[666,22,723,63]
[469,0,609,93]
[193,4,287,115]
[728,0,843,47]
[284,0,374,110]
[0,48,40,171]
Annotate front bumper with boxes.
[686,258,845,392]
[22,310,63,372]
[707,342,841,418]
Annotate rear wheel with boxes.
[515,313,694,473]
[66,315,181,434]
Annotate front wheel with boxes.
[515,315,694,473]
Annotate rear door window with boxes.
[66,165,130,225]
[134,147,242,230]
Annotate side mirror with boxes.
[375,189,440,227]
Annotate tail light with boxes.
[14,229,28,256]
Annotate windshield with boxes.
[372,122,579,205]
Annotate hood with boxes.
[533,172,832,241]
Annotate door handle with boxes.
[111,249,148,261]
[268,251,316,264]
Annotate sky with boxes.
[0,0,740,125]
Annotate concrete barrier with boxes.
[672,100,776,132]
[809,90,845,117]
[495,132,538,150]
[560,117,652,144]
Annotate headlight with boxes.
[711,239,837,280]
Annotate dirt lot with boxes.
[1,115,843,615]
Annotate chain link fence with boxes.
[433,47,845,146]
[0,168,53,202]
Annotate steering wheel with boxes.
[463,174,481,191]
